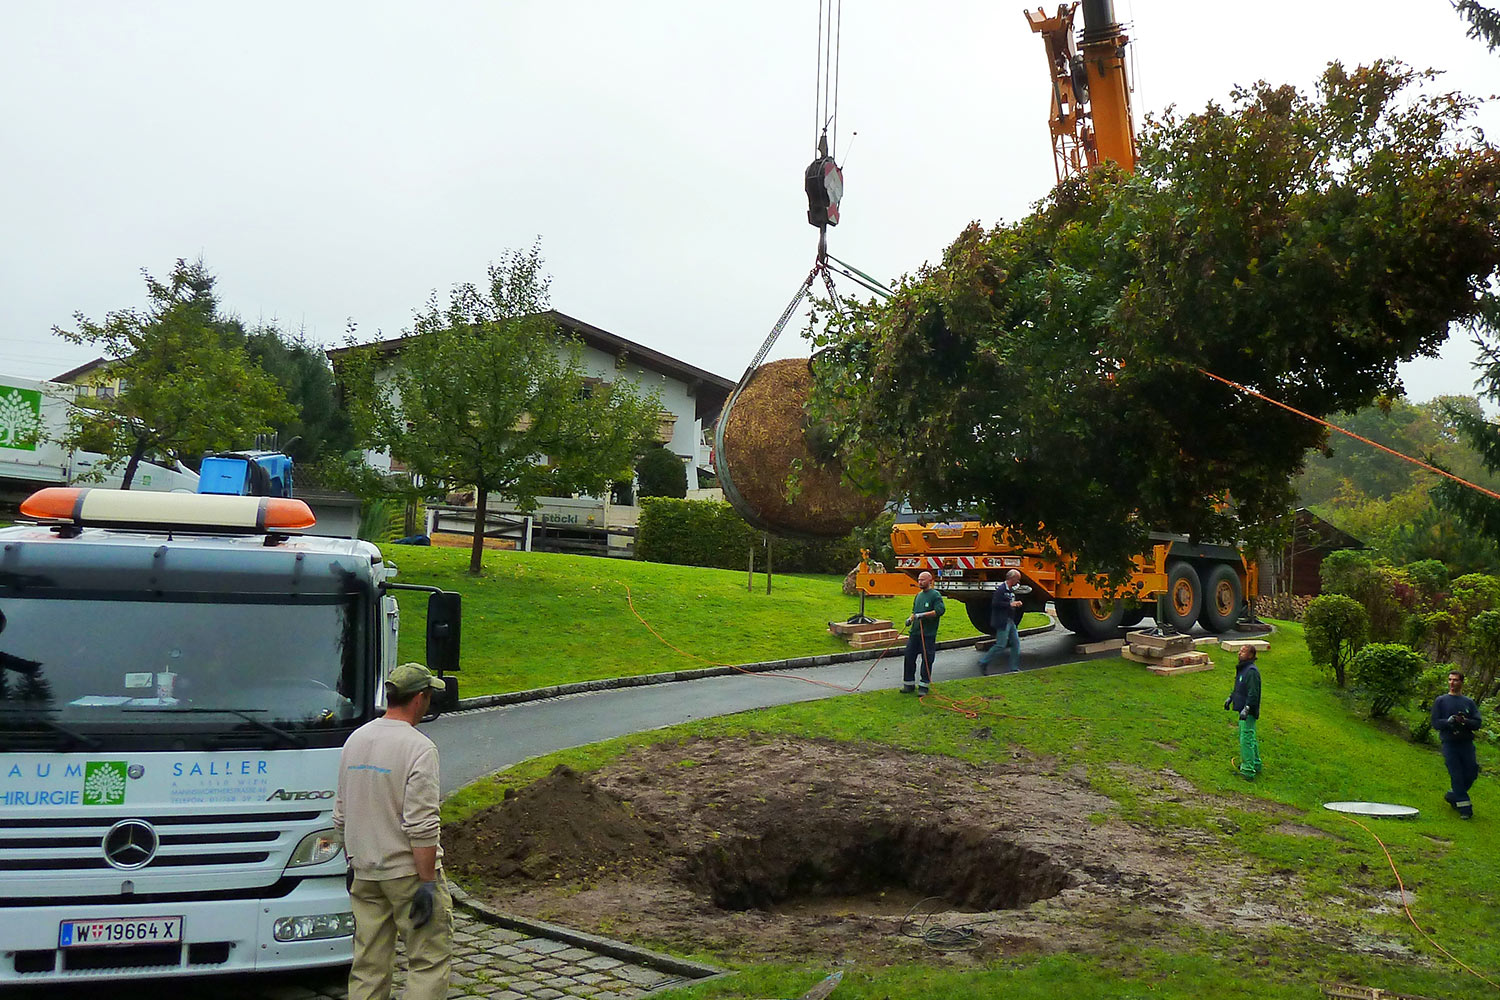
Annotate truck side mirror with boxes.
[426,591,462,675]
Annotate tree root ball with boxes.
[716,357,885,538]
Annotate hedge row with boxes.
[636,498,888,575]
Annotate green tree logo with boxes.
[83,761,128,806]
[0,386,43,452]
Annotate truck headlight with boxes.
[273,912,355,942]
[287,829,344,869]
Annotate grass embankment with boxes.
[384,545,1039,696]
[446,622,1499,1000]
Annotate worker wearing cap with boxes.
[334,663,452,1000]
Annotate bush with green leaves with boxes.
[1317,550,1413,641]
[635,445,688,499]
[1303,594,1368,687]
[1349,642,1428,718]
[1460,608,1500,703]
[1403,559,1450,603]
[636,498,868,575]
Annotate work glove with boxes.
[410,880,438,929]
[1239,708,1249,721]
[905,616,913,628]
[1224,697,1233,711]
[345,867,355,893]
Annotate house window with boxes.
[97,384,116,399]
[74,385,92,399]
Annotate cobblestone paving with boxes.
[48,904,706,1000]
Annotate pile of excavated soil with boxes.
[444,765,663,883]
[446,737,1412,964]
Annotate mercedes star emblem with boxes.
[102,819,159,870]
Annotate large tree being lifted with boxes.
[806,62,1500,580]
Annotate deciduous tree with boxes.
[54,260,294,488]
[808,62,1500,580]
[340,246,663,574]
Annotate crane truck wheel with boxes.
[963,598,996,635]
[1051,599,1082,634]
[1198,563,1244,633]
[1162,561,1203,631]
[1120,606,1147,628]
[1057,597,1126,640]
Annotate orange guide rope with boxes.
[1198,369,1500,504]
[1338,813,1500,991]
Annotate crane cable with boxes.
[815,0,843,154]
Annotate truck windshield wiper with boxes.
[0,706,102,749]
[127,707,306,748]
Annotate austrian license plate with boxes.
[59,916,183,948]
[938,569,966,578]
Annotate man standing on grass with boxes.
[1432,669,1482,819]
[1224,644,1262,780]
[979,569,1025,675]
[902,571,945,695]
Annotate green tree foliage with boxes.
[635,497,868,574]
[243,325,354,463]
[1434,342,1500,548]
[1313,550,1413,641]
[1303,594,1368,687]
[806,63,1500,580]
[1349,642,1428,718]
[635,445,688,499]
[340,246,663,575]
[1460,609,1500,703]
[1455,0,1500,49]
[53,259,294,488]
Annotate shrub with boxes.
[1349,643,1427,718]
[1403,559,1450,602]
[1459,608,1500,703]
[1304,594,1368,687]
[635,497,869,575]
[1405,611,1461,664]
[635,446,688,499]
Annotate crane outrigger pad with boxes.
[1323,801,1419,819]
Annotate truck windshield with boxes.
[0,593,363,737]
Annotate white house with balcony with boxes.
[326,310,734,494]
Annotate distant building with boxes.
[52,357,124,400]
[1256,508,1365,597]
[325,310,734,491]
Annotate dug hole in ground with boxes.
[444,736,1408,964]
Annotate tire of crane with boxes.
[1051,599,1082,634]
[1199,563,1244,634]
[964,598,996,635]
[1120,606,1147,629]
[1058,597,1127,641]
[1162,560,1204,632]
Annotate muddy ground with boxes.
[445,736,1405,964]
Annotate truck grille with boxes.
[0,810,320,877]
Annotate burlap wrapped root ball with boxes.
[716,356,885,538]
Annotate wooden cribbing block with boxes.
[1162,651,1211,668]
[1126,630,1195,655]
[1147,660,1215,676]
[827,619,894,637]
[1076,639,1126,654]
[1193,636,1220,647]
[848,631,905,649]
[1220,638,1271,652]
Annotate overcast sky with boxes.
[2,1,1495,403]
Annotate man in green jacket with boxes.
[1224,644,1263,780]
[902,571,946,695]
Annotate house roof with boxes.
[53,356,113,383]
[326,310,737,422]
[1291,507,1365,552]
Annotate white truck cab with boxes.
[0,487,460,984]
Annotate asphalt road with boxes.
[427,625,1125,795]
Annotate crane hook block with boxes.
[805,154,843,228]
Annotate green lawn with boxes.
[445,622,1499,1000]
[384,545,1042,696]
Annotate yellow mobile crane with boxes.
[853,1,1256,642]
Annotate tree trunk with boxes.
[120,440,149,490]
[469,488,488,576]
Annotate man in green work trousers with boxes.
[1224,644,1263,779]
[902,571,945,695]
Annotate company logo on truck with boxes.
[83,761,128,806]
[0,384,44,452]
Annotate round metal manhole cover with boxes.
[1323,801,1419,818]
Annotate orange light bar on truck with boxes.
[20,488,317,532]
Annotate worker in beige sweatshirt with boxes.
[334,662,452,1000]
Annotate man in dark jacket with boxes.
[902,571,945,695]
[979,570,1025,675]
[1224,644,1262,780]
[1431,669,1482,819]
